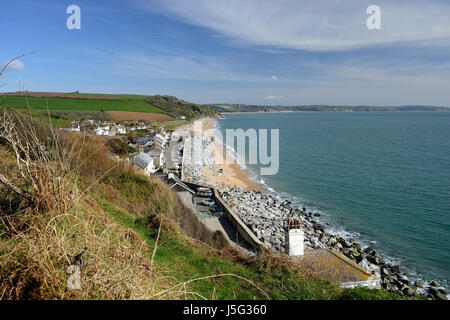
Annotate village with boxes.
[61,119,180,178]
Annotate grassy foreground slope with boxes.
[0,108,402,300]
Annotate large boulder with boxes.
[381,267,391,277]
[429,287,448,300]
[438,288,448,295]
[367,254,385,265]
[388,265,401,274]
[402,286,417,297]
[358,258,370,271]
[327,237,337,246]
[339,238,352,248]
[351,241,362,252]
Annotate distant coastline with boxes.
[209,104,449,113]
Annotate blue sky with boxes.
[1,0,450,106]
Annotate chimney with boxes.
[286,219,304,256]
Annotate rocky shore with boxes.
[218,186,448,300]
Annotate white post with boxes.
[288,229,304,256]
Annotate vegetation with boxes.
[0,107,404,300]
[146,95,220,119]
[61,92,150,100]
[0,93,221,122]
[159,118,190,131]
[105,138,136,157]
[0,95,167,114]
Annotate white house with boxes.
[133,152,156,175]
[94,125,118,136]
[155,133,167,148]
[129,124,148,131]
[145,146,165,168]
[112,124,126,135]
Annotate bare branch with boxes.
[0,51,37,79]
[0,173,31,199]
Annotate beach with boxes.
[189,118,264,191]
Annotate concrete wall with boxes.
[176,176,268,251]
[213,188,267,252]
[180,180,266,252]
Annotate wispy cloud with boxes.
[143,0,450,51]
[109,51,273,82]
[1,59,26,72]
[264,95,284,100]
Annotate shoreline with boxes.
[179,116,448,300]
[201,119,265,192]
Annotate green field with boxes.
[0,95,168,114]
[61,92,150,100]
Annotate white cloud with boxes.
[109,51,271,82]
[270,75,277,81]
[1,59,26,72]
[144,0,450,51]
[264,95,284,100]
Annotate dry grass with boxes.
[97,172,229,250]
[0,107,240,299]
[0,108,170,299]
[0,197,169,299]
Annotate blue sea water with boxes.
[216,112,450,286]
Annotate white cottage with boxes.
[133,152,156,175]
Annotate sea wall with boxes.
[180,179,266,251]
[213,188,267,251]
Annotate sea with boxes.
[215,111,450,287]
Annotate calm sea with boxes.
[216,112,450,286]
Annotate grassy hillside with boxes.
[0,93,221,122]
[146,95,221,119]
[0,108,403,300]
[61,92,150,100]
[0,95,167,114]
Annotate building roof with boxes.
[134,152,153,169]
[168,173,194,194]
[136,133,156,145]
[144,144,163,154]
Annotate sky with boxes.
[1,0,450,106]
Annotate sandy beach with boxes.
[192,118,264,191]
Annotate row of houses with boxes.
[62,120,152,136]
[134,130,169,149]
[94,124,126,136]
[129,129,171,176]
[62,120,171,177]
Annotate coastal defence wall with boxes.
[213,188,267,252]
[181,179,266,251]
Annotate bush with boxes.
[106,138,135,156]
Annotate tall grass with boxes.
[0,108,166,299]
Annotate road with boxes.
[165,140,183,174]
